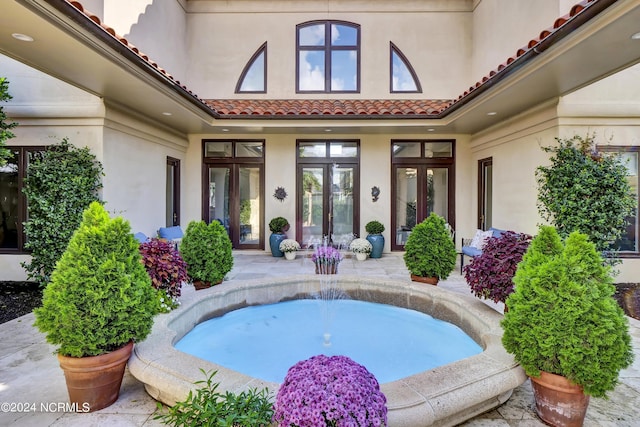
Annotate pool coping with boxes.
[128,275,526,427]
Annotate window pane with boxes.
[395,167,417,245]
[329,142,357,157]
[236,142,264,157]
[0,149,19,249]
[208,168,230,232]
[393,143,420,157]
[302,167,324,244]
[392,50,418,92]
[239,50,265,92]
[331,50,357,91]
[619,152,638,252]
[299,142,326,158]
[331,24,357,46]
[299,51,325,91]
[427,168,449,220]
[424,142,453,158]
[299,24,325,46]
[205,142,232,158]
[239,167,261,246]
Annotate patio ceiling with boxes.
[0,0,639,136]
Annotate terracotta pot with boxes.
[530,370,590,427]
[57,341,133,412]
[410,274,438,285]
[193,280,211,290]
[315,263,338,274]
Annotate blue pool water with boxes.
[174,299,482,383]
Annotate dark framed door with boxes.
[296,140,359,247]
[478,157,493,230]
[166,157,180,227]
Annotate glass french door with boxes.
[204,164,263,249]
[297,140,359,247]
[478,157,493,230]
[166,157,180,227]
[393,166,451,248]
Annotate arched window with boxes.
[296,21,360,93]
[235,42,267,93]
[390,42,422,93]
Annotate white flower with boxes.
[349,238,372,254]
[279,239,301,252]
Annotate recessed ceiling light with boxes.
[12,33,34,42]
[162,112,172,116]
[427,128,435,132]
[324,129,332,132]
[631,31,640,40]
[221,128,229,132]
[487,111,497,116]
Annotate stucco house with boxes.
[0,0,639,281]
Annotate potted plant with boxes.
[273,355,387,427]
[33,202,159,411]
[403,213,457,285]
[463,231,531,310]
[311,245,343,274]
[502,226,634,426]
[279,238,300,260]
[365,220,385,258]
[180,220,233,289]
[139,238,188,312]
[349,237,372,261]
[269,216,290,257]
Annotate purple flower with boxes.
[273,355,388,427]
[311,246,343,265]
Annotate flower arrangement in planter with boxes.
[139,238,188,312]
[463,231,531,306]
[269,216,290,257]
[311,245,343,274]
[180,220,233,289]
[279,238,301,260]
[502,226,633,426]
[33,202,159,411]
[349,237,372,261]
[365,220,385,258]
[403,213,457,285]
[273,355,387,427]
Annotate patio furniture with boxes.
[460,227,505,273]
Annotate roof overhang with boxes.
[0,0,639,135]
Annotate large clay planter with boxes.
[410,274,439,285]
[529,370,590,427]
[57,341,133,412]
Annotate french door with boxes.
[478,157,493,230]
[202,140,264,249]
[296,140,360,247]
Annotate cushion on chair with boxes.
[158,226,184,240]
[461,246,483,257]
[469,229,493,249]
[134,232,148,243]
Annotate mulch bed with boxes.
[1,281,639,324]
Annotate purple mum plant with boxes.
[463,231,532,304]
[273,355,387,427]
[311,246,343,265]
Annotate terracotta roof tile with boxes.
[64,0,608,120]
[204,99,450,118]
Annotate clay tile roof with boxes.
[204,99,450,118]
[64,0,609,120]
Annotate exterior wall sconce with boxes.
[371,186,380,202]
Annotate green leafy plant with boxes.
[536,135,635,254]
[403,213,457,280]
[180,220,233,285]
[269,216,289,234]
[154,369,273,427]
[0,77,18,166]
[365,220,385,235]
[502,226,634,397]
[21,138,103,287]
[33,202,159,357]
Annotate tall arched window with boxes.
[235,42,267,93]
[390,42,422,93]
[296,21,360,93]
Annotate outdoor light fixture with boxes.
[487,111,497,116]
[12,33,34,42]
[631,31,640,40]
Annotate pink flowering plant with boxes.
[273,355,388,427]
[311,246,343,266]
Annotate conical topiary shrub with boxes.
[403,213,457,283]
[502,225,633,424]
[180,220,233,287]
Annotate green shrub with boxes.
[268,216,289,234]
[365,220,385,235]
[154,369,273,427]
[180,220,233,284]
[33,202,158,357]
[536,135,635,253]
[502,226,634,397]
[22,138,103,287]
[403,213,457,279]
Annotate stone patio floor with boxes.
[1,252,639,426]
